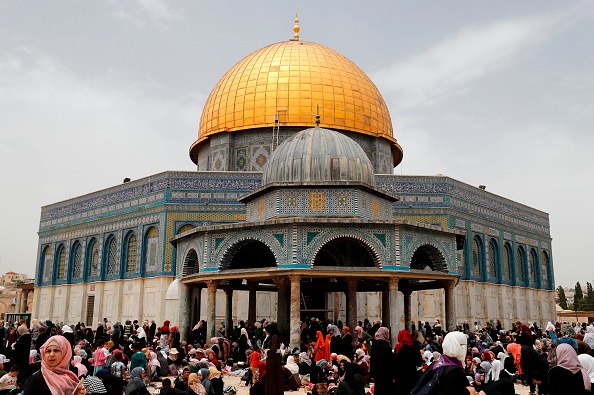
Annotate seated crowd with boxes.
[0,317,593,395]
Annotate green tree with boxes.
[575,282,584,301]
[587,282,594,310]
[557,286,568,310]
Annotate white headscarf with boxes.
[442,331,467,365]
[490,359,503,382]
[578,353,594,383]
[285,355,299,374]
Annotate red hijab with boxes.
[208,351,220,369]
[41,335,80,395]
[395,329,413,354]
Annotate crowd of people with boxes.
[1,317,594,395]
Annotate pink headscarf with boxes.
[73,355,87,377]
[40,336,79,395]
[556,344,591,391]
[374,327,390,341]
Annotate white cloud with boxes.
[373,6,586,110]
[107,0,182,27]
[0,46,205,276]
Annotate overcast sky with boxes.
[1,1,592,288]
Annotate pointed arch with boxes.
[182,249,199,275]
[87,238,100,278]
[71,241,84,280]
[40,245,52,284]
[143,226,160,273]
[410,244,448,272]
[104,235,119,278]
[313,236,378,268]
[502,242,512,282]
[55,244,67,281]
[516,246,526,284]
[487,238,498,281]
[541,250,550,288]
[471,236,483,279]
[529,248,538,285]
[124,231,138,273]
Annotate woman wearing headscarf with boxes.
[298,351,312,376]
[187,372,207,395]
[73,355,88,378]
[340,327,353,360]
[549,343,590,395]
[23,335,84,395]
[327,324,343,355]
[354,349,371,381]
[285,355,300,382]
[392,329,422,395]
[369,327,396,395]
[207,351,220,370]
[125,367,150,395]
[314,331,326,362]
[481,359,515,395]
[237,328,251,363]
[199,367,216,395]
[354,326,373,352]
[424,331,476,395]
[578,353,594,385]
[263,323,283,395]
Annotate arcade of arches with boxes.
[176,235,459,348]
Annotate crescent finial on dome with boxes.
[293,11,300,40]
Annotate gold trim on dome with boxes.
[191,40,401,165]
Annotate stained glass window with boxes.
[145,227,159,272]
[42,246,52,282]
[487,241,497,279]
[106,237,118,276]
[516,247,525,282]
[72,243,83,279]
[503,244,512,281]
[541,251,549,286]
[472,238,481,277]
[89,240,100,277]
[57,245,66,280]
[126,234,137,272]
[529,249,538,284]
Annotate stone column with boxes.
[389,277,401,346]
[273,277,290,341]
[444,280,457,331]
[179,283,192,342]
[403,289,412,331]
[381,283,390,325]
[224,287,233,337]
[19,290,25,312]
[206,280,219,338]
[17,291,25,313]
[289,275,301,350]
[346,279,358,347]
[247,281,257,326]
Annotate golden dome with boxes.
[190,40,402,166]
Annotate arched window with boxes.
[72,242,83,279]
[471,237,482,277]
[177,224,195,234]
[41,246,52,282]
[503,243,512,281]
[516,246,525,282]
[144,227,159,273]
[106,236,118,276]
[541,251,550,287]
[529,249,538,284]
[125,233,137,272]
[88,239,100,277]
[56,244,66,280]
[487,240,498,279]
